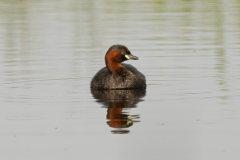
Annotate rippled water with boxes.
[1,0,240,159]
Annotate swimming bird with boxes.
[91,45,146,90]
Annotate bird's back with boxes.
[91,63,146,90]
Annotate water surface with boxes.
[0,0,240,159]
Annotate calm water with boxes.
[1,0,240,159]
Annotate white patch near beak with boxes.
[125,55,130,59]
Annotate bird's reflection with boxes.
[91,89,146,134]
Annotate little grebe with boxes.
[91,45,146,90]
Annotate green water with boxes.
[0,0,240,159]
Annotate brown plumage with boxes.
[91,45,146,90]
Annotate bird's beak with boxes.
[125,54,139,60]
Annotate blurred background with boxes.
[0,0,240,159]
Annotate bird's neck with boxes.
[105,51,124,74]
